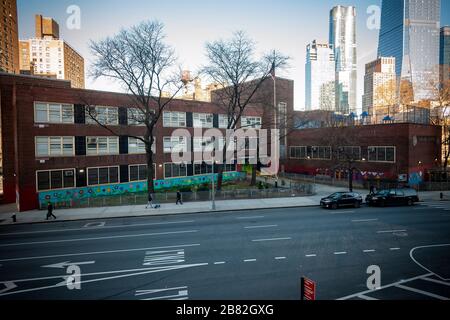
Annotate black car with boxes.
[366,188,419,207]
[320,192,363,209]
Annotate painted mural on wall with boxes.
[38,172,245,206]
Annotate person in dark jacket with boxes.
[145,193,154,209]
[176,191,183,205]
[46,202,56,220]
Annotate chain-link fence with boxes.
[49,184,315,209]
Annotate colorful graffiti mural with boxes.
[38,172,245,206]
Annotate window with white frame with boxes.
[241,116,262,129]
[310,146,332,160]
[339,146,361,161]
[35,137,74,157]
[36,169,75,191]
[193,113,213,128]
[34,102,74,124]
[87,166,119,186]
[128,108,153,126]
[163,136,188,153]
[164,163,187,179]
[128,137,155,154]
[163,112,186,127]
[194,162,213,175]
[86,137,119,155]
[368,146,396,163]
[86,106,119,125]
[129,164,156,182]
[290,146,308,159]
[218,114,229,129]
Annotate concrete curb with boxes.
[0,203,320,227]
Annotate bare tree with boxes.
[88,20,184,196]
[202,31,289,189]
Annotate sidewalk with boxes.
[0,185,446,226]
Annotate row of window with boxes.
[36,163,237,191]
[289,146,396,163]
[35,136,254,157]
[34,102,262,129]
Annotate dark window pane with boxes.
[377,147,386,162]
[51,171,63,189]
[37,171,50,191]
[63,170,75,188]
[173,164,180,177]
[98,168,109,185]
[88,168,99,186]
[109,167,119,183]
[139,165,148,181]
[386,148,395,162]
[164,164,172,178]
[129,166,139,181]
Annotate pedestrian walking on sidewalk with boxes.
[145,193,154,209]
[46,202,56,220]
[176,190,183,205]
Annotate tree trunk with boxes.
[348,168,353,192]
[250,164,257,186]
[146,145,155,195]
[217,164,224,191]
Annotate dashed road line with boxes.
[390,247,401,251]
[363,250,376,253]
[352,219,378,223]
[213,262,226,265]
[305,254,317,258]
[252,237,292,242]
[275,257,287,260]
[244,259,257,262]
[244,225,277,229]
[334,252,347,255]
[377,230,407,234]
[236,216,265,220]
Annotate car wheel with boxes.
[332,203,338,210]
[380,200,385,207]
[407,199,413,206]
[354,201,361,208]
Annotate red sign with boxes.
[301,277,316,301]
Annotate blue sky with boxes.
[17,0,450,111]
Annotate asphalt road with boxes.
[0,200,449,300]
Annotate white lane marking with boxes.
[84,222,106,228]
[305,254,317,258]
[0,230,199,247]
[142,292,189,301]
[214,262,226,265]
[409,244,450,281]
[0,220,196,236]
[136,286,188,300]
[0,263,208,297]
[413,208,430,210]
[244,259,257,262]
[377,230,407,234]
[143,250,185,266]
[135,286,187,296]
[337,273,433,300]
[275,257,287,260]
[363,250,376,253]
[0,244,201,263]
[236,216,265,220]
[42,260,95,269]
[334,252,347,255]
[395,284,449,300]
[252,237,292,242]
[390,248,401,251]
[358,294,378,300]
[0,282,17,294]
[352,219,378,223]
[244,225,277,229]
[421,277,450,286]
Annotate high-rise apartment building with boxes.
[329,5,357,115]
[305,40,335,111]
[441,26,450,86]
[19,15,85,88]
[378,0,441,102]
[363,57,397,123]
[0,0,19,74]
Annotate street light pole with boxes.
[211,154,216,211]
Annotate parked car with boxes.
[365,188,419,207]
[320,192,363,209]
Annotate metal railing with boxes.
[47,184,316,209]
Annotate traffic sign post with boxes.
[301,277,316,301]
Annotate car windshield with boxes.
[328,193,343,199]
[376,190,390,196]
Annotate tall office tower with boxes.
[305,40,336,111]
[441,26,450,86]
[19,15,85,88]
[362,57,397,123]
[0,0,19,74]
[378,0,440,102]
[329,5,357,115]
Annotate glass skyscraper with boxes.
[305,40,336,111]
[329,5,357,115]
[378,0,441,101]
[441,26,450,85]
